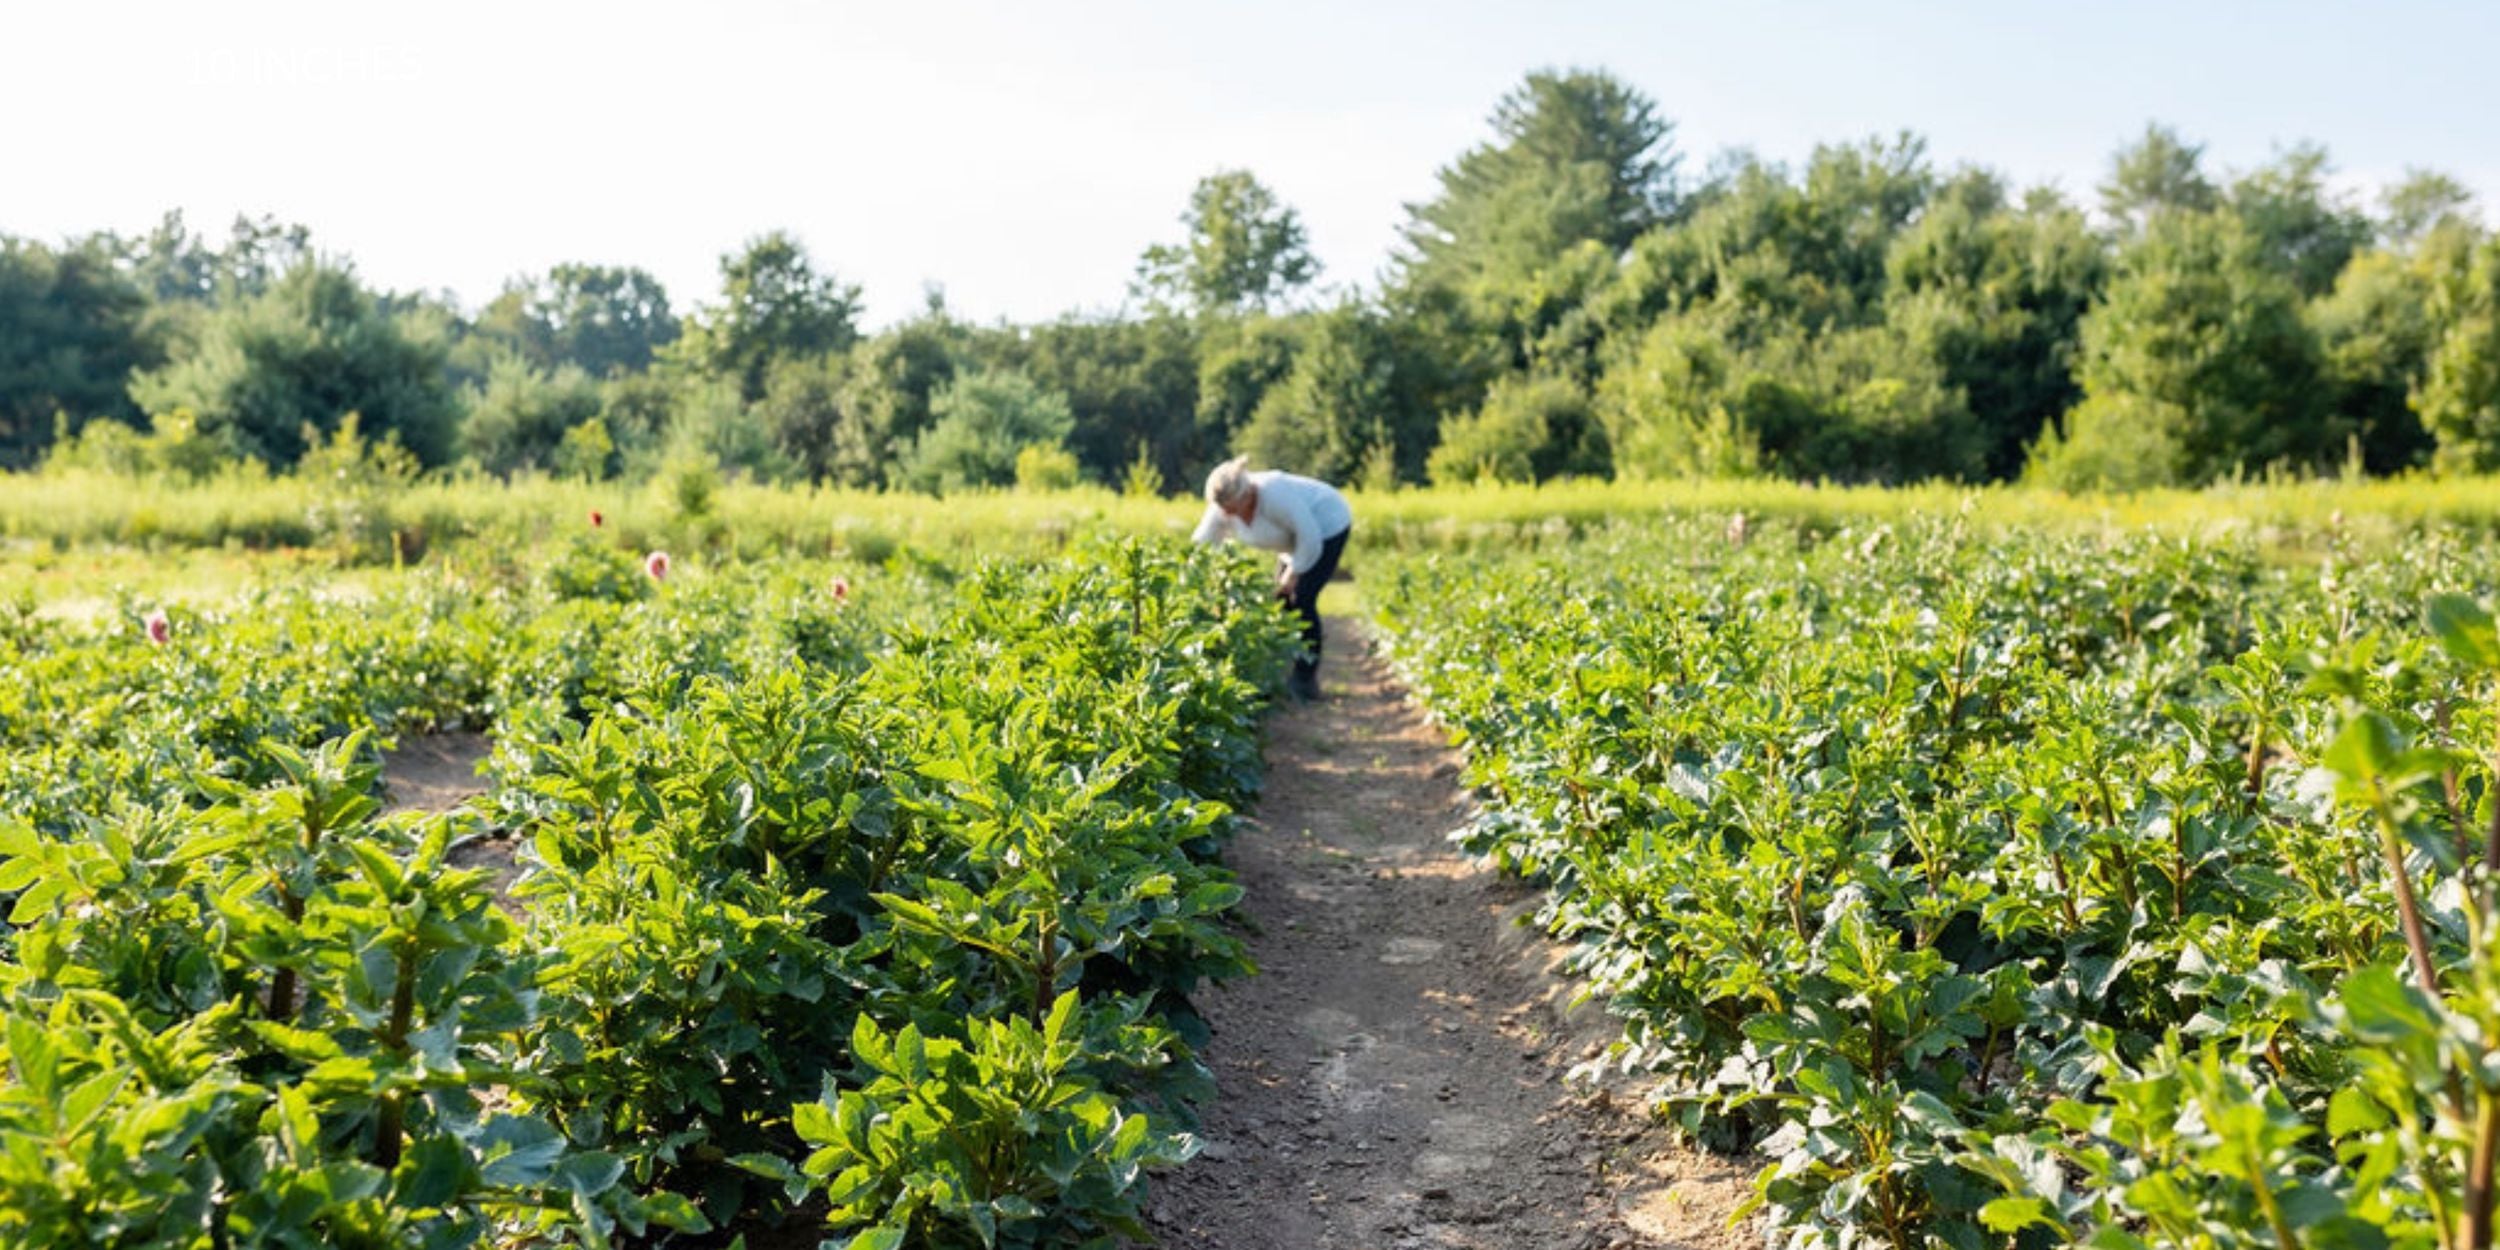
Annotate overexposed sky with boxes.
[8,0,2495,326]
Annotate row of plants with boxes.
[0,534,1299,1247]
[0,531,926,834]
[1371,515,2500,1249]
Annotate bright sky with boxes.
[8,1,2494,327]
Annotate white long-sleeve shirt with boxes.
[1190,470,1353,573]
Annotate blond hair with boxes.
[1203,455,1254,508]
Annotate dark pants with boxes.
[1282,527,1350,681]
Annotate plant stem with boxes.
[2463,1092,2499,1250]
[2049,852,2082,931]
[2246,722,2268,810]
[1032,915,1058,1027]
[2172,807,2189,921]
[2373,787,2445,998]
[2485,743,2500,911]
[2246,1137,2304,1250]
[373,938,419,1170]
[266,806,325,1022]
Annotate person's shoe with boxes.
[1289,669,1322,703]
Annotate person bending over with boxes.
[1192,455,1353,702]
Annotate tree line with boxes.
[5,68,2497,493]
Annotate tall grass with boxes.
[0,469,1197,563]
[6,467,2497,573]
[1353,475,2500,535]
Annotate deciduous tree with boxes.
[1135,171,1318,315]
[2100,124,2219,234]
[676,232,862,401]
[0,236,156,465]
[475,264,679,377]
[128,259,458,467]
[2034,212,2331,486]
[901,368,1074,492]
[2417,238,2500,471]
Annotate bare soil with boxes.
[379,731,492,815]
[379,731,518,897]
[1144,619,1757,1250]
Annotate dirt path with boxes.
[380,731,492,815]
[1146,620,1756,1250]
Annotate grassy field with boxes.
[9,469,2499,616]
